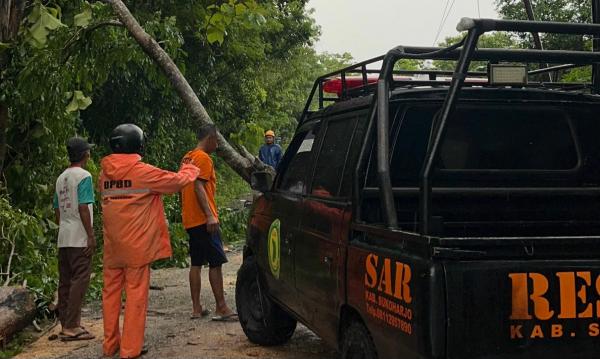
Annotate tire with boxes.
[341,321,378,359]
[235,255,297,346]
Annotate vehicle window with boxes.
[439,107,578,170]
[277,129,318,194]
[311,116,358,197]
[388,106,436,186]
[380,104,579,187]
[339,111,370,197]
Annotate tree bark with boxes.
[0,0,26,178]
[104,0,273,183]
[0,287,35,344]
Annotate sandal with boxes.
[211,313,238,322]
[60,330,95,341]
[190,309,211,319]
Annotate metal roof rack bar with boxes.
[457,17,600,35]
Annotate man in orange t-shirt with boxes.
[181,124,236,321]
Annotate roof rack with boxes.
[336,18,600,235]
[301,45,600,122]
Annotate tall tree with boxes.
[0,0,26,179]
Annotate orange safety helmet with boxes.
[265,130,275,137]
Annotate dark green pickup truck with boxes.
[236,18,600,359]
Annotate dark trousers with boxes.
[58,247,92,329]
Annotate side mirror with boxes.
[251,171,274,193]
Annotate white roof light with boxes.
[489,64,528,85]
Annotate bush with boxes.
[0,195,58,317]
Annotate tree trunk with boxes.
[0,287,35,344]
[0,0,26,177]
[104,0,274,183]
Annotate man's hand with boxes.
[84,235,97,257]
[206,216,219,234]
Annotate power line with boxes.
[433,0,451,46]
[433,0,457,46]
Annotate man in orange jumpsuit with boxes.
[100,124,200,358]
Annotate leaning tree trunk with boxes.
[104,0,274,183]
[0,0,26,177]
[0,287,35,344]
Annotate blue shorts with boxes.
[186,225,228,268]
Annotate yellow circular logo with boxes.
[268,219,281,279]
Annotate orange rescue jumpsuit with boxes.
[99,154,199,358]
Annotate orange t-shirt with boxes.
[180,149,218,229]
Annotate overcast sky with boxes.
[308,0,499,61]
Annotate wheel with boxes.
[235,255,297,346]
[341,321,378,359]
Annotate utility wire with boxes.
[433,0,451,46]
[433,0,457,46]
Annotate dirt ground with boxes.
[14,250,337,359]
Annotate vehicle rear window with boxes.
[387,104,579,186]
[439,107,578,171]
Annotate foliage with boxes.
[219,207,250,244]
[434,32,519,71]
[0,195,57,312]
[0,329,34,359]
[0,0,335,322]
[494,0,594,81]
[495,0,592,51]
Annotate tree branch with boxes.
[3,238,16,287]
[103,0,273,183]
[62,20,125,62]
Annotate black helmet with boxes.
[109,124,144,155]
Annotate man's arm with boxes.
[194,179,219,233]
[144,163,200,194]
[78,204,96,257]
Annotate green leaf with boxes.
[26,4,66,48]
[0,42,10,54]
[66,91,92,112]
[74,7,92,28]
[235,4,247,16]
[207,27,225,45]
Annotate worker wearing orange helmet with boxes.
[258,129,282,169]
[99,124,200,359]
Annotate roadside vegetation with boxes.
[0,0,596,356]
[0,0,352,323]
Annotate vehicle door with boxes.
[295,111,367,344]
[263,123,321,313]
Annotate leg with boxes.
[64,248,92,331]
[206,231,233,316]
[189,266,203,315]
[57,248,71,331]
[120,265,150,359]
[187,226,207,316]
[208,265,233,316]
[103,266,125,356]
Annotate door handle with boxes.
[284,235,292,256]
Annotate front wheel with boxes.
[341,321,378,359]
[235,255,297,346]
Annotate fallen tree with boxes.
[0,287,35,344]
[103,0,274,183]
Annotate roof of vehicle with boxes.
[309,87,600,120]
